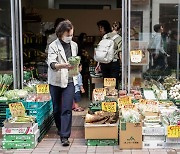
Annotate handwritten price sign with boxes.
[118,96,132,108]
[123,104,136,110]
[146,100,158,106]
[93,88,106,94]
[102,102,117,112]
[9,102,25,117]
[104,78,116,87]
[36,84,49,94]
[167,126,180,138]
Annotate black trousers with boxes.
[49,83,75,138]
[100,60,121,89]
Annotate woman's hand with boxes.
[95,62,101,74]
[55,63,73,70]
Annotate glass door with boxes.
[0,0,23,89]
[122,0,180,92]
[0,0,12,73]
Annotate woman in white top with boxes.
[47,20,78,146]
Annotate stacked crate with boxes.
[6,100,54,142]
[2,122,39,149]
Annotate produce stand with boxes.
[85,76,180,149]
[0,75,54,149]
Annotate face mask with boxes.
[62,36,72,43]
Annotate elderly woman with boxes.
[47,20,78,146]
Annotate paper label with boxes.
[102,102,116,112]
[93,88,106,101]
[130,50,143,63]
[167,126,180,138]
[118,96,132,108]
[36,84,49,94]
[123,104,136,110]
[9,102,25,117]
[104,78,116,87]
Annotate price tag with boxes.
[93,88,106,101]
[146,100,158,106]
[104,78,116,87]
[36,84,49,94]
[118,96,132,108]
[93,88,106,94]
[130,50,143,63]
[9,102,25,117]
[123,104,136,110]
[139,99,147,104]
[102,102,116,112]
[167,126,180,138]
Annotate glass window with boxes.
[0,0,12,72]
[130,0,180,89]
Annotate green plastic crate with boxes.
[3,134,36,142]
[2,140,37,149]
[86,139,118,146]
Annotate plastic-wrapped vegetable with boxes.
[121,109,140,123]
[68,56,81,77]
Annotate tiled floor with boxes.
[1,97,180,154]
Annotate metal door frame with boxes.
[10,0,23,89]
[121,0,131,92]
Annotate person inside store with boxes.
[95,20,122,89]
[167,30,180,69]
[77,33,89,75]
[95,20,112,74]
[73,63,85,112]
[147,24,169,69]
[45,17,65,53]
[47,20,78,146]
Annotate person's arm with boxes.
[47,43,72,70]
[155,34,166,55]
[78,74,85,93]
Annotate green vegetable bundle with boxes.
[0,74,13,96]
[68,56,81,77]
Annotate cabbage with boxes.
[16,90,28,98]
[4,89,28,100]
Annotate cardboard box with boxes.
[143,135,165,141]
[119,122,142,149]
[144,112,159,117]
[3,129,40,142]
[85,121,118,139]
[164,143,180,149]
[142,127,165,136]
[166,137,180,143]
[2,140,38,149]
[2,123,38,135]
[3,119,34,128]
[143,141,164,149]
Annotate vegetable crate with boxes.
[3,129,39,142]
[6,100,53,126]
[2,140,38,149]
[86,139,118,146]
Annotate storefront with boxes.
[0,0,180,150]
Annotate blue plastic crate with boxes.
[36,111,50,126]
[6,108,11,119]
[26,101,50,117]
